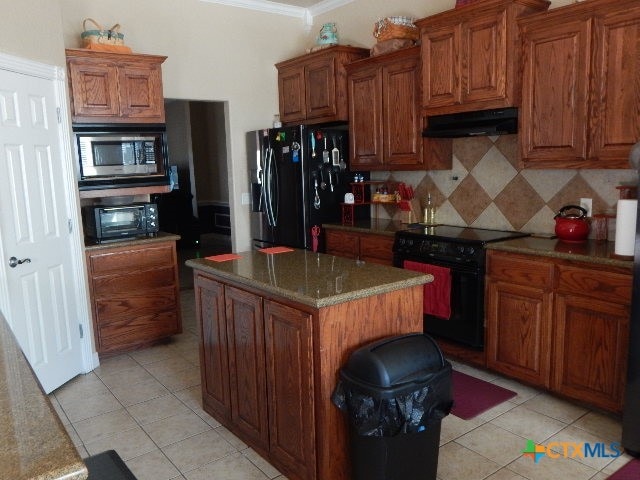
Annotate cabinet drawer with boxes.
[557,265,631,304]
[325,231,358,257]
[98,308,180,352]
[487,251,554,288]
[359,235,394,264]
[92,266,176,295]
[89,244,174,275]
[95,285,177,319]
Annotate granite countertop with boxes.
[0,312,88,480]
[84,231,180,251]
[322,219,407,237]
[186,249,432,308]
[486,236,634,269]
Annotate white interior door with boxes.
[0,54,95,393]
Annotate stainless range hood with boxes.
[423,107,518,138]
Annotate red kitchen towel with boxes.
[403,260,452,320]
[205,253,242,262]
[258,246,294,254]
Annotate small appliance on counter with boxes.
[82,202,159,243]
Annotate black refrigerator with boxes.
[623,141,640,456]
[247,125,368,252]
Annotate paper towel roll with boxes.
[615,199,637,256]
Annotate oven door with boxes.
[395,254,484,349]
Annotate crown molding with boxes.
[199,0,354,22]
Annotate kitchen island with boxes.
[186,249,431,480]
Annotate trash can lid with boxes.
[340,333,447,391]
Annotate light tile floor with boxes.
[50,288,634,480]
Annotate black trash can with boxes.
[332,333,452,480]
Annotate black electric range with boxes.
[392,225,529,349]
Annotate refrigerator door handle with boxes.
[264,146,277,227]
[269,146,279,226]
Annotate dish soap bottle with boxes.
[423,193,436,225]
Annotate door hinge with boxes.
[68,219,72,233]
[56,107,61,124]
[79,323,84,339]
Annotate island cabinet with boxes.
[275,46,369,125]
[325,229,395,266]
[66,48,166,123]
[188,250,427,480]
[85,237,182,354]
[519,0,640,168]
[415,0,549,115]
[486,250,631,412]
[347,46,452,171]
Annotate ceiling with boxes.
[199,0,354,23]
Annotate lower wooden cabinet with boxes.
[85,239,182,354]
[195,274,315,480]
[486,250,631,412]
[325,229,394,265]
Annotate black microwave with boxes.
[83,203,159,243]
[73,124,170,190]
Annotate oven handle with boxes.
[393,254,482,274]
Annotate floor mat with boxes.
[451,370,517,420]
[607,458,640,479]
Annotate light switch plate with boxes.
[241,192,251,205]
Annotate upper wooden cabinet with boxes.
[347,47,452,171]
[275,46,369,125]
[416,0,549,115]
[66,49,166,123]
[519,0,640,168]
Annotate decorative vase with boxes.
[317,23,338,45]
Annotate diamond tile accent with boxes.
[494,175,546,230]
[548,175,607,215]
[494,135,519,168]
[453,136,494,171]
[471,203,515,231]
[471,146,518,199]
[520,169,577,202]
[448,175,493,224]
[429,155,469,197]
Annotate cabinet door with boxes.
[264,300,315,480]
[553,293,629,412]
[67,60,120,119]
[117,63,165,122]
[383,56,422,167]
[325,230,359,259]
[195,274,231,421]
[225,286,269,451]
[359,234,394,266]
[462,10,507,104]
[590,7,640,165]
[486,280,553,387]
[421,24,461,109]
[349,66,384,168]
[520,18,591,167]
[278,65,306,124]
[305,56,337,121]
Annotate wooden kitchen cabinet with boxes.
[486,250,631,412]
[194,274,315,480]
[325,229,394,266]
[519,0,640,168]
[85,238,181,354]
[347,47,451,171]
[66,48,166,123]
[416,0,549,115]
[275,46,369,125]
[486,252,554,387]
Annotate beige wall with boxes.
[0,0,66,66]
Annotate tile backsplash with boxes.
[371,135,638,237]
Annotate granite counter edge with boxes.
[186,260,432,308]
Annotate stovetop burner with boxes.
[398,224,529,244]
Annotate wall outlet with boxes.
[241,192,251,205]
[580,197,592,217]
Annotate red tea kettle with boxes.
[554,205,590,242]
